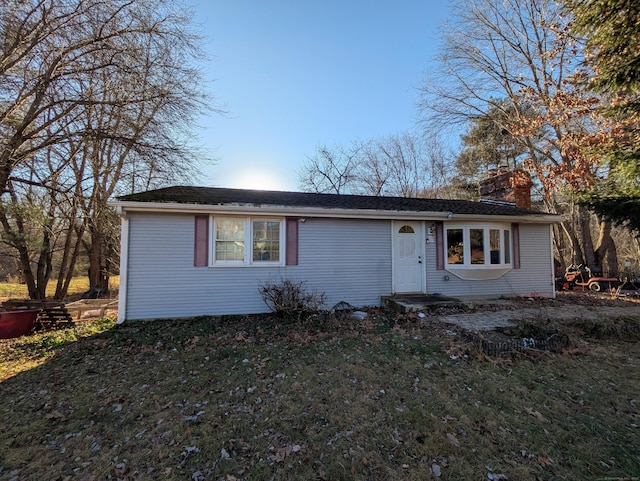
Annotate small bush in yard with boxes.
[259,278,326,319]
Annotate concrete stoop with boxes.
[382,294,463,313]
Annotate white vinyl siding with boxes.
[124,214,391,320]
[123,213,554,321]
[294,218,391,307]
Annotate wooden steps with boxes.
[2,300,74,330]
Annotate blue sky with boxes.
[195,1,452,191]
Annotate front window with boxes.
[490,229,500,264]
[215,219,245,261]
[447,229,464,264]
[213,217,283,265]
[252,220,280,262]
[470,229,485,265]
[445,224,512,268]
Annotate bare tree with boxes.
[1,0,216,298]
[297,143,361,194]
[299,132,454,199]
[418,0,618,273]
[354,133,453,198]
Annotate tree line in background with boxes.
[0,0,216,298]
[1,0,638,299]
[299,0,639,277]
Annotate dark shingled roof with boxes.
[117,186,543,217]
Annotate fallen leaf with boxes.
[45,410,65,420]
[446,432,460,446]
[93,339,109,349]
[537,456,553,467]
[474,421,492,434]
[269,445,292,462]
[525,407,547,422]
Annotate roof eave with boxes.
[110,200,561,223]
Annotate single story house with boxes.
[112,176,559,322]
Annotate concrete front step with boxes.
[382,294,462,313]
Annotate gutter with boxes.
[110,201,561,224]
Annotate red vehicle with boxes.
[560,264,620,292]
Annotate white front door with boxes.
[392,221,424,293]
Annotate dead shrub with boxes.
[258,278,326,320]
[567,317,640,340]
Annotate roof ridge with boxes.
[116,185,549,217]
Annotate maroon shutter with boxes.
[512,223,521,269]
[286,218,298,266]
[435,221,444,270]
[194,215,209,267]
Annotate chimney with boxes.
[479,169,532,210]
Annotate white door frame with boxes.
[391,220,425,293]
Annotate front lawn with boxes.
[1,307,638,480]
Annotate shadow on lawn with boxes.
[1,310,639,481]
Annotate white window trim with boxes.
[210,216,285,267]
[444,223,512,280]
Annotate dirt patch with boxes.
[422,291,640,357]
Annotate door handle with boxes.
[418,256,423,264]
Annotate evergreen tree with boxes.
[566,0,640,232]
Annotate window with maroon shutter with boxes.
[197,216,295,266]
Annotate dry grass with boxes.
[0,277,120,302]
[0,308,639,480]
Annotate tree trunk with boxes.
[17,243,39,299]
[35,227,52,299]
[594,219,619,277]
[574,204,596,266]
[0,207,49,300]
[558,220,584,267]
[55,219,86,299]
[87,222,110,294]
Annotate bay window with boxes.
[444,224,512,279]
[446,229,464,264]
[470,228,485,264]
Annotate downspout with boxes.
[116,206,129,324]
